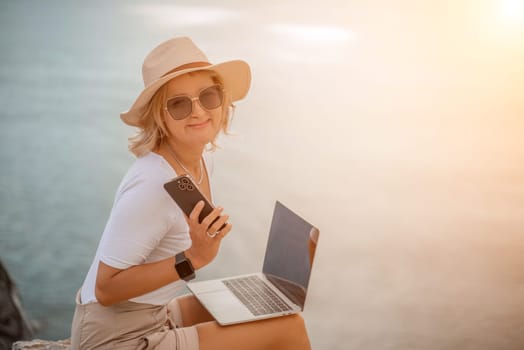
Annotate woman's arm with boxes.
[95,201,231,306]
[95,257,176,306]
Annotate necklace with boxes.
[165,143,204,185]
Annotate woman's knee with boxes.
[262,314,310,349]
[197,315,310,350]
[285,314,311,348]
[280,314,308,336]
[259,314,307,341]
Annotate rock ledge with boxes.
[11,339,71,350]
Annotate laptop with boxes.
[187,201,319,325]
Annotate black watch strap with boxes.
[174,251,195,281]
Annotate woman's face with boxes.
[164,71,224,148]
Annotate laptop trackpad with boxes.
[197,290,252,322]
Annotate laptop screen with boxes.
[262,201,319,309]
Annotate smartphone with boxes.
[163,175,226,229]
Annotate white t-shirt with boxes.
[80,152,213,305]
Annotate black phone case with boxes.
[163,175,215,223]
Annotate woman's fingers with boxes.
[186,204,233,267]
[200,206,223,227]
[207,214,229,236]
[188,202,230,239]
[217,223,232,239]
[188,201,205,222]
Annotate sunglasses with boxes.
[165,84,224,120]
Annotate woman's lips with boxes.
[187,119,211,129]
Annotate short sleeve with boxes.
[98,170,177,269]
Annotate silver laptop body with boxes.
[187,201,319,325]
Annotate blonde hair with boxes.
[128,71,234,157]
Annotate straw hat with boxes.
[120,37,251,126]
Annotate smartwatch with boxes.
[174,251,195,281]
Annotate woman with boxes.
[70,37,312,350]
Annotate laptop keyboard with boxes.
[223,275,293,316]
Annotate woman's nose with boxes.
[190,97,207,116]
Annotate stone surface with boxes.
[1,260,38,350]
[11,339,71,350]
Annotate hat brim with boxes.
[120,60,251,127]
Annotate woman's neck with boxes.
[162,140,204,173]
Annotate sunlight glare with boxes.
[128,4,237,28]
[267,24,356,63]
[501,0,524,25]
[270,24,356,44]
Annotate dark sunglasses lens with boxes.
[167,97,192,120]
[199,86,223,109]
[166,85,223,120]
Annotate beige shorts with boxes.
[70,291,199,350]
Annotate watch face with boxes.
[177,260,193,277]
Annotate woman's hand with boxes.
[185,201,232,269]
